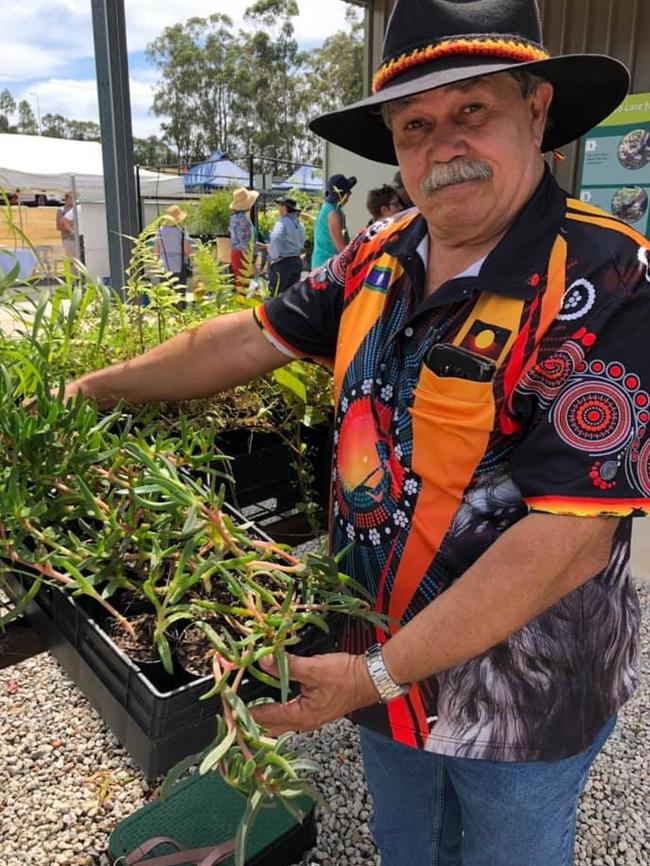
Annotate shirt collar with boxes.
[382,166,566,307]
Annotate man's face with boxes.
[389,73,553,242]
[64,194,72,208]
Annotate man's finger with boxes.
[251,696,308,734]
[259,652,320,685]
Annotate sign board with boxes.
[578,92,650,238]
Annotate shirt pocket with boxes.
[409,365,495,501]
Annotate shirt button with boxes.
[379,363,387,371]
[404,326,414,338]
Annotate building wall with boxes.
[328,0,650,217]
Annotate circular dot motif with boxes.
[553,382,632,454]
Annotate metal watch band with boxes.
[364,643,410,703]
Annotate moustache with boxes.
[421,159,493,196]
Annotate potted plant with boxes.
[185,190,233,264]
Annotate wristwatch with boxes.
[364,643,411,703]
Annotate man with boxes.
[56,192,76,261]
[153,204,193,305]
[65,2,643,864]
[266,196,306,294]
[366,184,404,222]
[311,173,356,268]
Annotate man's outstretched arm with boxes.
[66,309,289,409]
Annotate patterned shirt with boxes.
[254,169,645,762]
[229,211,254,252]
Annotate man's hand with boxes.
[251,651,379,736]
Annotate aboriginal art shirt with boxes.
[254,168,644,761]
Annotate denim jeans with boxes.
[358,715,616,866]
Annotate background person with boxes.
[56,192,76,261]
[229,187,259,290]
[366,184,404,223]
[153,205,192,303]
[392,170,414,209]
[311,173,356,268]
[266,197,305,295]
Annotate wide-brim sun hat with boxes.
[309,0,630,165]
[164,204,187,223]
[229,187,260,211]
[275,196,300,212]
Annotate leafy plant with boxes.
[184,189,233,237]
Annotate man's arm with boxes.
[251,512,618,734]
[66,309,289,409]
[327,209,346,254]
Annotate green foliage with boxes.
[184,190,233,237]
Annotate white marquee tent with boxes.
[0,133,183,197]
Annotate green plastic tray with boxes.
[108,773,315,866]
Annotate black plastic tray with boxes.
[3,504,333,779]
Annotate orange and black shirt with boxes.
[254,169,645,761]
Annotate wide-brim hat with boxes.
[275,196,300,212]
[164,204,187,224]
[310,0,629,164]
[229,187,260,211]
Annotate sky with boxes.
[0,0,352,138]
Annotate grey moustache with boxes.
[421,160,493,195]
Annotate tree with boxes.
[65,120,101,141]
[42,113,68,138]
[0,88,15,133]
[146,14,241,163]
[16,100,38,135]
[305,5,364,115]
[133,135,177,168]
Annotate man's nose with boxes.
[424,121,469,162]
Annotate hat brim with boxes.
[229,190,260,211]
[309,55,629,164]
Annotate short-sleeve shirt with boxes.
[229,211,254,252]
[268,213,305,261]
[254,168,645,762]
[156,225,186,274]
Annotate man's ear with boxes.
[530,81,554,150]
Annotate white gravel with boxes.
[0,583,648,866]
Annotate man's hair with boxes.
[367,184,400,221]
[379,70,550,130]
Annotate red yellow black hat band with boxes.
[373,36,550,95]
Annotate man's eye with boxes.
[462,103,484,115]
[404,118,423,131]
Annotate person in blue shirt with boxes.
[311,174,356,269]
[266,197,306,295]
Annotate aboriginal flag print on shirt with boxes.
[254,169,644,762]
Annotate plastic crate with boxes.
[3,504,334,779]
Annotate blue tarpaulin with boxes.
[183,150,249,191]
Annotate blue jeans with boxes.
[358,715,616,866]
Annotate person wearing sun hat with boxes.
[153,204,192,304]
[266,197,306,295]
[311,172,357,268]
[229,186,260,290]
[63,5,643,862]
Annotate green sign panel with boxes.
[578,92,650,237]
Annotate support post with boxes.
[91,0,138,297]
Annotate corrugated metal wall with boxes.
[367,0,650,193]
[539,0,650,191]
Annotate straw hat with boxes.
[164,204,187,224]
[310,0,629,164]
[229,187,260,212]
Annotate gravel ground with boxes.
[0,583,647,866]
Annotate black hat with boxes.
[326,173,357,200]
[275,196,300,212]
[310,0,629,164]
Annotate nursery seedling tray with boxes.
[3,504,333,779]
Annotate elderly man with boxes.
[66,1,645,863]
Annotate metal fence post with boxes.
[91,0,138,298]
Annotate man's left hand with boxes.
[250,651,378,735]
